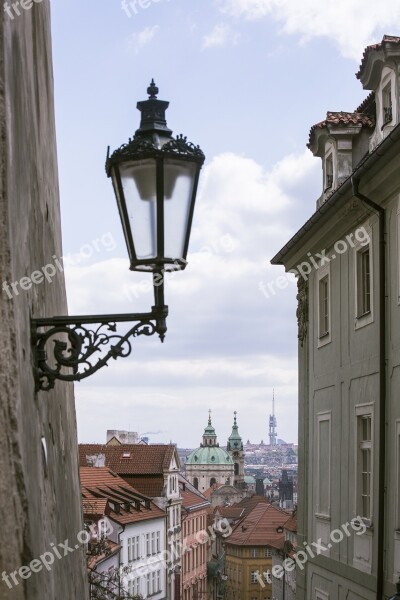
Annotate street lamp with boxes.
[32,81,205,391]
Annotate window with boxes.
[357,248,371,316]
[318,275,330,338]
[357,411,373,522]
[156,531,161,553]
[263,570,272,584]
[128,577,140,596]
[317,412,331,517]
[325,154,333,190]
[264,547,272,558]
[146,573,151,596]
[382,82,392,125]
[193,477,198,489]
[251,571,259,584]
[251,547,258,557]
[127,535,140,562]
[145,532,151,556]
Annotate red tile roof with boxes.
[308,111,375,146]
[179,475,209,510]
[356,35,400,79]
[356,91,375,115]
[79,444,177,475]
[225,502,288,549]
[80,467,165,525]
[120,475,166,498]
[234,494,270,516]
[214,506,245,520]
[203,483,223,499]
[284,513,297,534]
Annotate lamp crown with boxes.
[135,79,172,139]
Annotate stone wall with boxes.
[0,2,88,598]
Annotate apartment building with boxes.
[272,35,400,599]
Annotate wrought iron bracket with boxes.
[31,305,168,392]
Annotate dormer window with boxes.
[382,82,392,125]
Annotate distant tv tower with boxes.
[269,389,277,446]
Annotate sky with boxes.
[49,0,399,448]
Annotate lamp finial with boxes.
[147,79,159,99]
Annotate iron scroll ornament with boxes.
[105,134,205,173]
[32,305,167,392]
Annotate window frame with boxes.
[316,411,331,519]
[354,225,373,329]
[355,403,374,525]
[316,263,331,347]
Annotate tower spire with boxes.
[269,389,277,446]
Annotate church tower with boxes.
[226,411,245,488]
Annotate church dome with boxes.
[186,446,233,465]
[186,411,234,466]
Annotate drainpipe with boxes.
[118,523,125,597]
[352,178,386,600]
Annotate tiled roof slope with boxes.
[234,494,270,516]
[308,111,375,147]
[214,506,245,520]
[284,511,297,533]
[225,502,287,549]
[80,467,165,525]
[120,475,166,498]
[179,475,210,510]
[356,91,376,116]
[203,483,222,499]
[79,444,176,474]
[356,35,400,79]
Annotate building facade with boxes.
[0,4,88,599]
[272,512,297,600]
[185,413,235,493]
[180,477,210,600]
[80,443,182,599]
[272,34,400,600]
[81,467,166,599]
[223,502,288,600]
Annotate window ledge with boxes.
[355,311,374,330]
[315,513,331,521]
[317,332,331,348]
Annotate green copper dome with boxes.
[186,411,234,465]
[227,411,243,451]
[186,446,233,465]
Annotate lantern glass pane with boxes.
[163,158,197,265]
[119,159,157,262]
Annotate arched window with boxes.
[193,477,198,490]
[234,462,239,476]
[210,477,216,487]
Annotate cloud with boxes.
[65,149,318,445]
[202,23,240,49]
[126,25,160,53]
[218,0,400,60]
